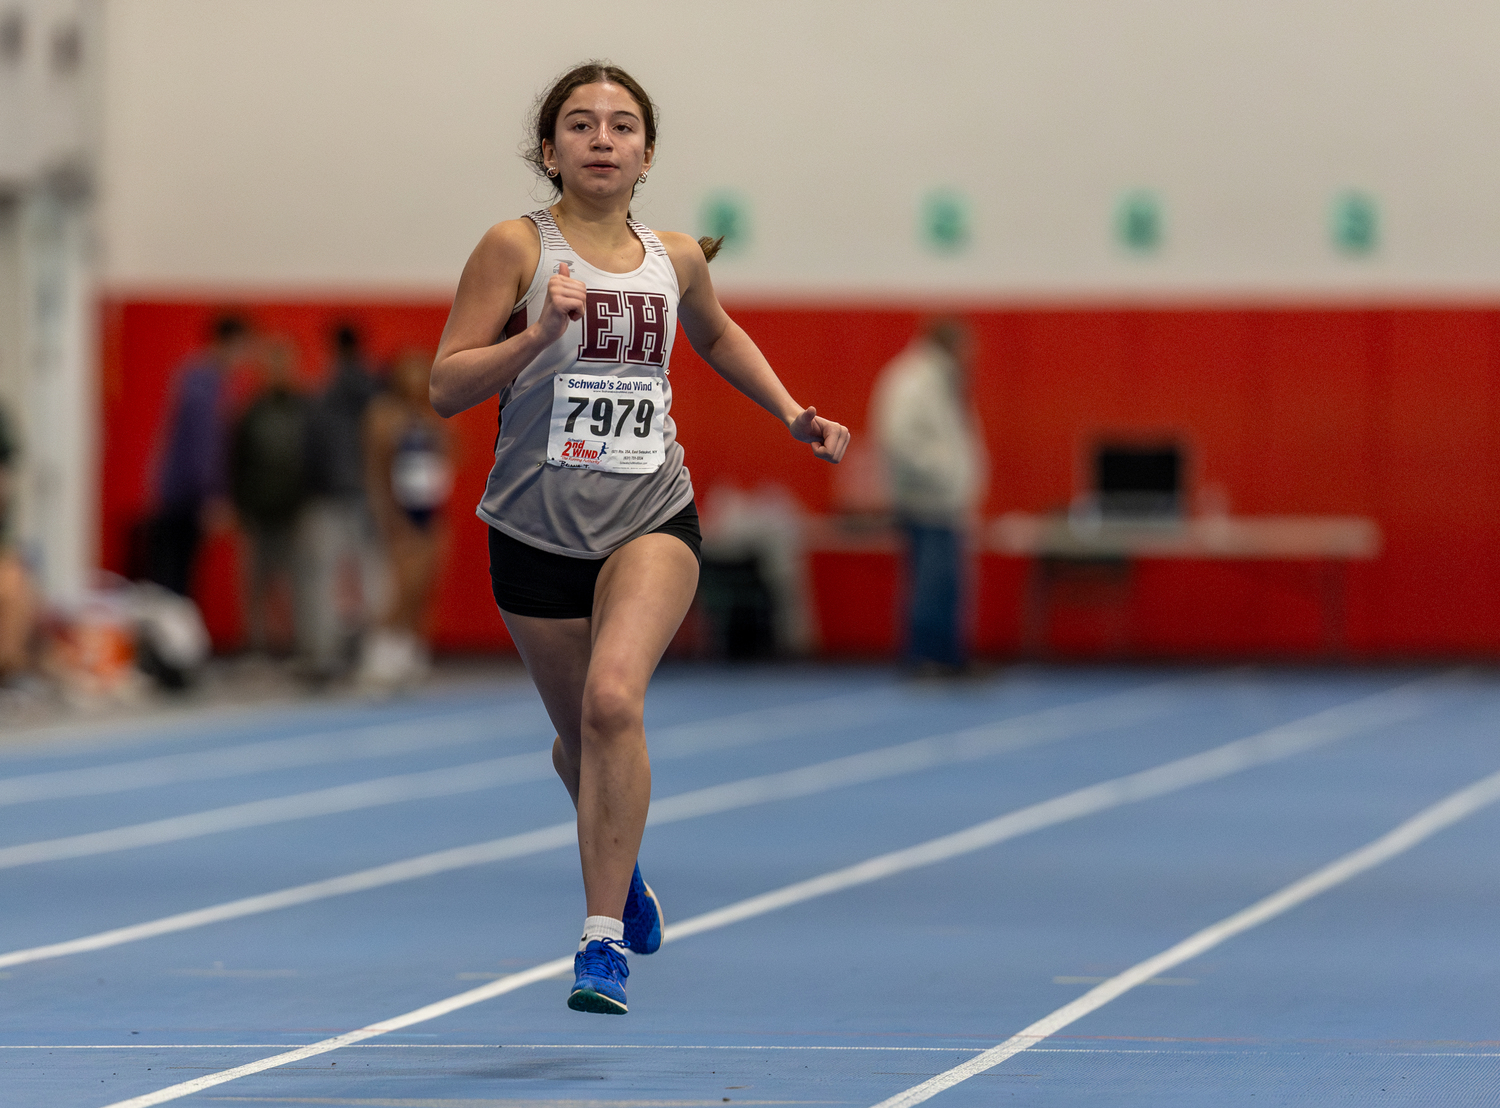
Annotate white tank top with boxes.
[476,209,695,557]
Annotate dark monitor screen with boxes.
[1094,445,1182,516]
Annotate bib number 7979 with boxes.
[547,374,666,473]
[563,394,655,439]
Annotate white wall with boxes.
[0,0,95,186]
[98,0,1500,300]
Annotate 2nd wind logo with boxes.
[559,438,608,465]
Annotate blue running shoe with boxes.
[622,862,662,954]
[568,938,630,1014]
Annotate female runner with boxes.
[430,61,849,1015]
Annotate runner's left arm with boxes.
[664,232,849,464]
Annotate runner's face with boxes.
[543,82,652,201]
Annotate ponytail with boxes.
[698,235,725,263]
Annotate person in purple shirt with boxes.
[146,315,252,597]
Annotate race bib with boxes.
[547,374,666,473]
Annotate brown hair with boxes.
[524,61,723,263]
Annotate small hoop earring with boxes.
[638,172,649,184]
[545,166,559,178]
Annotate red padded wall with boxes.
[99,298,1500,659]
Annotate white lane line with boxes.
[10,1043,1500,1056]
[868,765,1500,1108]
[0,685,903,809]
[0,822,574,971]
[0,1043,990,1055]
[93,680,1444,1108]
[0,674,1217,968]
[0,686,925,864]
[0,753,553,869]
[653,667,1277,763]
[639,667,1209,759]
[0,671,1197,871]
[0,671,542,758]
[653,680,1439,947]
[0,709,535,808]
[647,687,909,758]
[1051,975,1195,985]
[640,673,1201,825]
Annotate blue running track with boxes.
[0,664,1497,1107]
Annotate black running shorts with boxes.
[487,502,702,620]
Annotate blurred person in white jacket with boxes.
[870,320,988,672]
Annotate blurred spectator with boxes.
[0,554,34,678]
[870,320,989,674]
[0,403,36,677]
[299,323,383,677]
[0,402,17,542]
[146,314,250,597]
[358,350,452,686]
[229,339,309,655]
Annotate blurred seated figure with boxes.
[870,319,988,675]
[300,323,383,679]
[0,554,36,678]
[229,339,309,655]
[358,349,452,687]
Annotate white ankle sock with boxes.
[579,915,625,951]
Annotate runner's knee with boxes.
[581,679,643,744]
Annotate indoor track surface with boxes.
[2,664,1498,1107]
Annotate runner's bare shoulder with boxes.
[655,230,712,294]
[460,219,542,308]
[655,230,708,263]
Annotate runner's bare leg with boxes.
[503,531,698,919]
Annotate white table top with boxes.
[799,513,1382,560]
[988,511,1381,560]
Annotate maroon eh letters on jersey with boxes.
[579,290,669,367]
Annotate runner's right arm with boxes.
[430,220,585,417]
